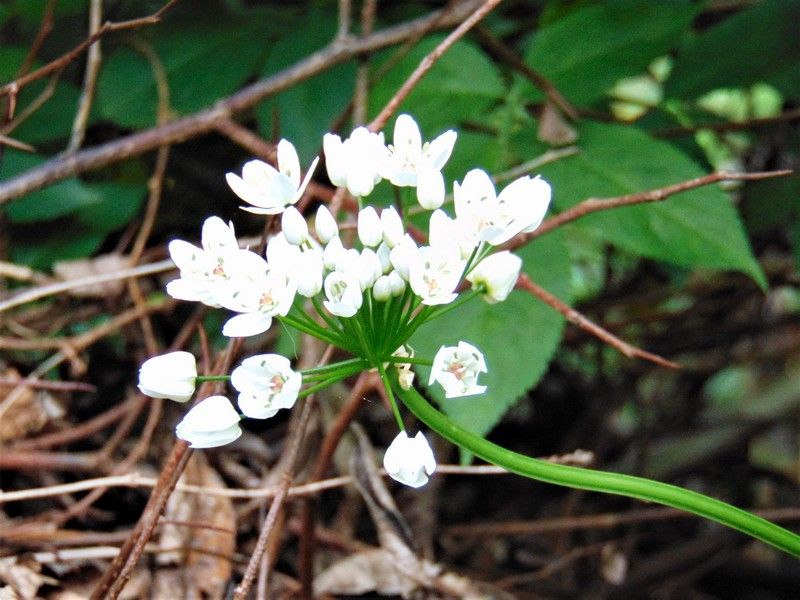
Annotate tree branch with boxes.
[0,0,487,206]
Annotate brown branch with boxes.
[517,273,679,369]
[368,0,503,132]
[298,371,377,597]
[66,0,103,153]
[0,0,487,206]
[656,107,800,138]
[232,396,316,600]
[16,0,57,78]
[510,169,794,247]
[472,24,579,120]
[0,0,180,97]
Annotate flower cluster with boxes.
[138,114,551,488]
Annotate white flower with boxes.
[383,114,457,210]
[376,242,392,274]
[323,270,363,317]
[176,395,242,449]
[380,206,404,248]
[428,208,474,258]
[215,252,296,337]
[454,169,551,246]
[373,275,392,301]
[138,351,197,402]
[281,206,309,246]
[357,206,383,247]
[315,205,339,244]
[389,234,419,280]
[356,248,382,291]
[266,232,323,297]
[323,127,388,197]
[409,244,465,306]
[166,216,245,307]
[466,251,522,304]
[429,341,487,398]
[383,431,436,488]
[231,354,302,419]
[226,139,319,215]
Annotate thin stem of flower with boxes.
[311,296,345,336]
[298,363,365,398]
[424,289,482,323]
[377,363,405,432]
[278,315,351,351]
[383,355,432,367]
[300,357,368,378]
[194,375,230,382]
[393,377,800,558]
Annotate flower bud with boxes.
[281,206,309,245]
[381,206,404,248]
[138,351,197,402]
[175,396,242,448]
[358,206,382,247]
[315,205,339,244]
[372,275,392,301]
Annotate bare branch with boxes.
[0,0,487,206]
[517,273,679,369]
[510,169,794,247]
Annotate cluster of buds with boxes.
[138,114,551,488]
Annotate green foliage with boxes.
[515,0,696,105]
[257,6,355,161]
[667,0,800,100]
[5,151,145,270]
[413,229,572,439]
[535,122,766,288]
[96,19,270,129]
[370,35,505,133]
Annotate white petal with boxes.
[416,164,445,210]
[393,114,422,155]
[222,312,273,337]
[277,139,301,188]
[425,129,457,170]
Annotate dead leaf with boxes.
[0,369,58,441]
[0,557,43,600]
[52,254,130,298]
[157,453,236,599]
[537,101,578,146]
[314,548,418,597]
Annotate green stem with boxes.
[195,375,230,382]
[383,355,432,367]
[378,364,406,432]
[298,362,366,398]
[301,357,368,378]
[394,380,800,558]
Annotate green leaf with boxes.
[369,35,504,134]
[0,47,84,144]
[535,121,766,288]
[257,7,355,161]
[412,228,571,438]
[10,227,107,272]
[97,19,269,129]
[667,1,800,101]
[517,1,696,106]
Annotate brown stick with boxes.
[367,0,503,132]
[298,371,377,597]
[0,0,180,97]
[511,170,794,247]
[0,0,487,206]
[517,273,679,369]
